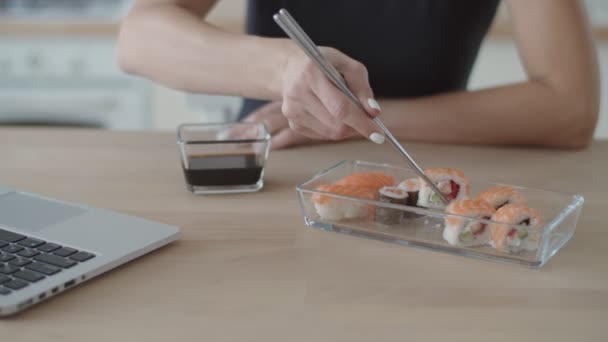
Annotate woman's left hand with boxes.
[244,101,356,149]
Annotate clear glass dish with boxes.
[296,160,584,268]
[177,122,271,194]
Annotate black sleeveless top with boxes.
[239,0,500,119]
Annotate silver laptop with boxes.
[0,185,180,316]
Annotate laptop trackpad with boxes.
[0,192,86,232]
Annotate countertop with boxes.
[0,127,606,340]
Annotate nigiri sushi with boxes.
[477,186,525,210]
[489,204,542,253]
[375,186,408,225]
[443,199,496,246]
[418,168,470,209]
[312,184,378,221]
[335,172,394,191]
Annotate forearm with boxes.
[378,80,597,148]
[117,4,293,100]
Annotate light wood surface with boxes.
[0,127,606,341]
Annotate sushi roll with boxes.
[417,168,470,209]
[477,186,525,210]
[335,172,394,191]
[397,178,420,206]
[398,177,423,219]
[375,186,408,225]
[443,199,496,246]
[489,204,542,253]
[312,184,377,221]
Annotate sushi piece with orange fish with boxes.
[443,199,496,246]
[418,168,470,209]
[489,204,542,253]
[311,172,394,221]
[312,184,378,221]
[477,186,525,210]
[335,172,394,191]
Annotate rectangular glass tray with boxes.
[295,160,584,268]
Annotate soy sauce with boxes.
[183,154,263,186]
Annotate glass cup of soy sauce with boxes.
[177,122,271,194]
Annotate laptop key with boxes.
[2,244,24,254]
[53,247,78,257]
[26,262,61,275]
[9,257,32,267]
[0,264,20,274]
[37,243,61,253]
[0,241,8,248]
[0,287,11,295]
[3,279,29,290]
[33,254,76,269]
[13,270,45,283]
[0,253,15,262]
[0,229,26,243]
[0,274,10,284]
[17,249,40,258]
[69,252,95,262]
[17,238,45,249]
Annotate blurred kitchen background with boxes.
[0,0,607,138]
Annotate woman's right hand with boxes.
[279,46,385,144]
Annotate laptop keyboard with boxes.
[0,228,95,296]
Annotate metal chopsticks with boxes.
[273,9,449,204]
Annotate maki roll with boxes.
[375,186,408,225]
[489,204,542,253]
[398,177,423,219]
[397,178,420,206]
[417,168,470,209]
[312,184,377,221]
[443,199,496,246]
[477,186,525,210]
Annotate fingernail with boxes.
[368,98,382,111]
[369,132,385,144]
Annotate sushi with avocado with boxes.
[417,168,470,209]
[443,199,496,246]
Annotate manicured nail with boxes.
[368,98,382,111]
[369,132,385,144]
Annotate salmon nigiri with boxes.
[312,184,378,221]
[335,172,394,191]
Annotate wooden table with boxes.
[0,128,606,341]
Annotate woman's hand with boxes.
[278,46,385,144]
[245,101,356,149]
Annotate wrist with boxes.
[279,40,302,97]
